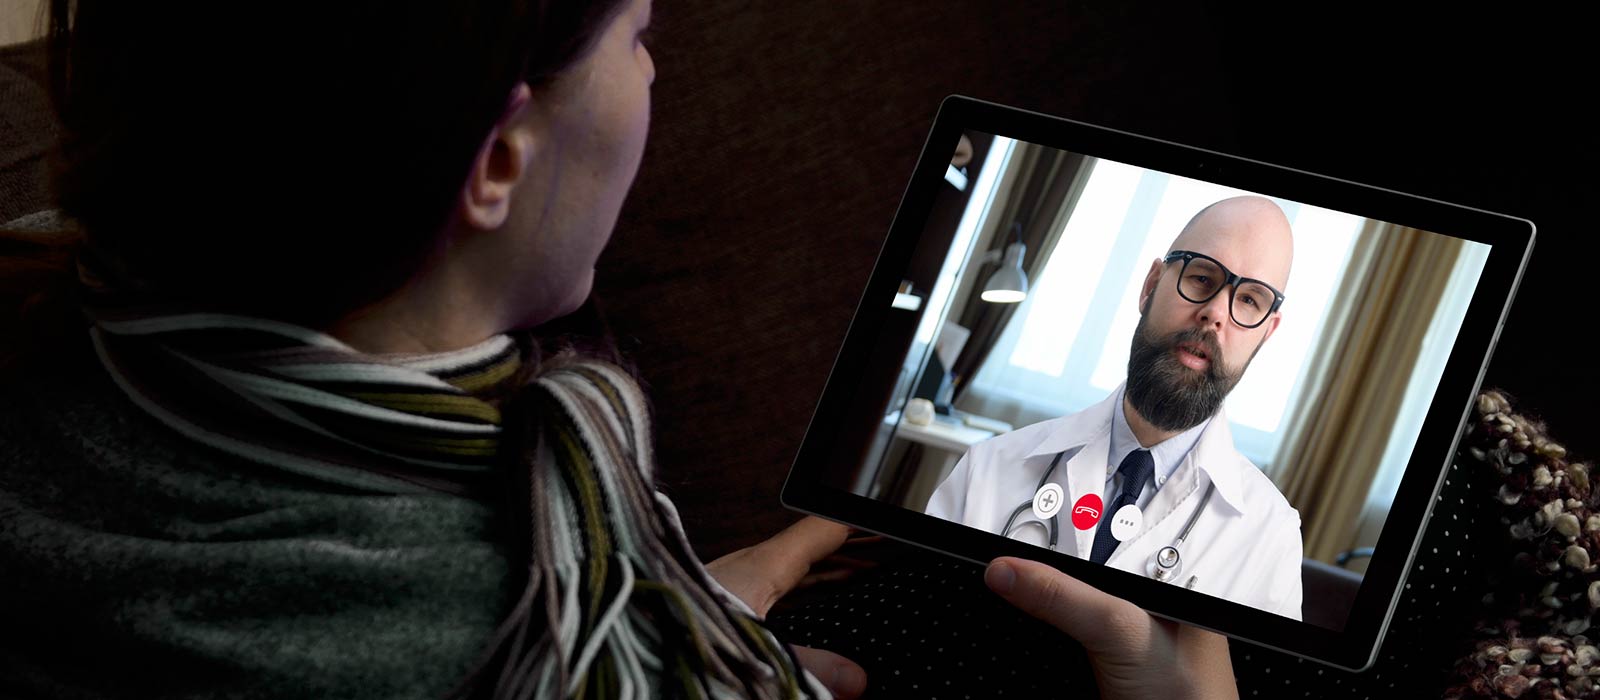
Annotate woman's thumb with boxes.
[983,557,1135,652]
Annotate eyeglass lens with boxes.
[1177,256,1274,327]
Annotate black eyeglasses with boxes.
[1161,250,1285,329]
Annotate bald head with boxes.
[1170,196,1294,292]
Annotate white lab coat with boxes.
[925,387,1304,620]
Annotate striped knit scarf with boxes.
[77,258,825,699]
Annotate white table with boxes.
[879,410,1012,509]
[882,410,1005,453]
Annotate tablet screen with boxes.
[829,130,1491,633]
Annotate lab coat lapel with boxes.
[1065,429,1111,559]
[1186,410,1248,516]
[1107,451,1199,568]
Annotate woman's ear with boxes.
[459,83,539,231]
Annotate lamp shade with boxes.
[980,241,1028,303]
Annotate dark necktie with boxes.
[1090,449,1154,564]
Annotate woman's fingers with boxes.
[796,567,860,588]
[982,557,1239,700]
[766,516,852,568]
[706,517,854,617]
[790,645,868,700]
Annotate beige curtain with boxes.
[1272,220,1465,564]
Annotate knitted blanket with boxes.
[1446,391,1600,699]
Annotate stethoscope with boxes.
[999,451,1218,584]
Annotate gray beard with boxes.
[1124,316,1243,433]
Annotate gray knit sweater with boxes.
[0,353,516,699]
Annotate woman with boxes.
[0,0,1237,697]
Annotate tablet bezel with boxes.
[780,95,1535,671]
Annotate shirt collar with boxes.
[1107,383,1208,489]
[1023,383,1249,515]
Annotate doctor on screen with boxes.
[926,196,1305,620]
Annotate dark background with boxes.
[592,0,1587,689]
[0,1,1580,695]
[601,1,1585,555]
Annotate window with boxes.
[965,162,1363,468]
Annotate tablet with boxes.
[780,95,1534,671]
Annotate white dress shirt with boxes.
[1105,383,1208,510]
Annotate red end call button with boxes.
[1070,494,1104,530]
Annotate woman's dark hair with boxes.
[0,0,629,376]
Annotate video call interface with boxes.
[845,131,1491,630]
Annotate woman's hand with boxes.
[983,557,1240,700]
[706,516,875,618]
[706,516,872,699]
